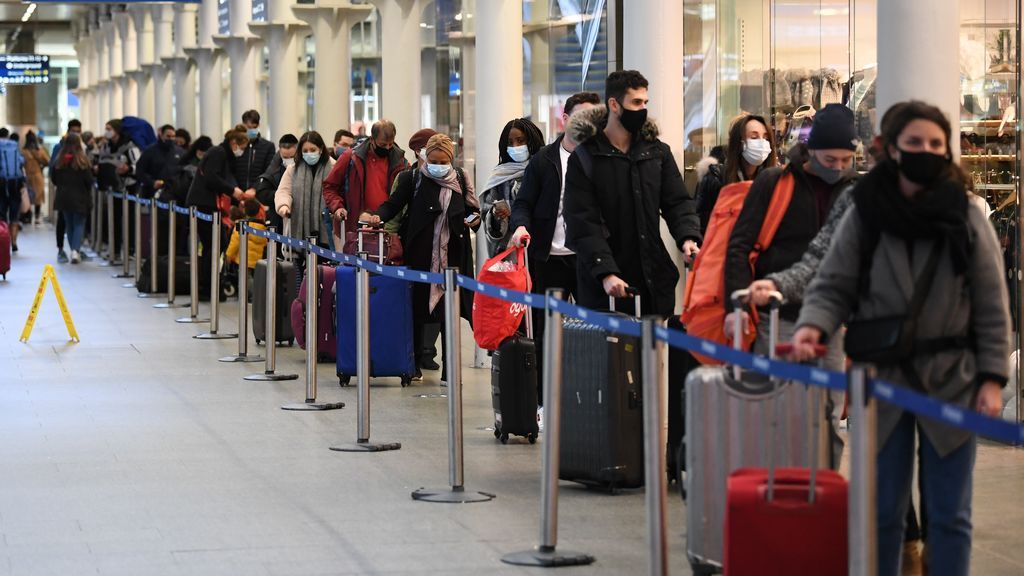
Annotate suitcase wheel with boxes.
[528,434,537,444]
[339,375,352,387]
[255,338,262,345]
[400,376,411,388]
[499,433,509,444]
[493,429,501,439]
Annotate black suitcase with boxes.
[491,334,540,444]
[137,255,190,294]
[559,293,644,492]
[253,258,297,346]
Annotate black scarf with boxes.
[853,159,970,275]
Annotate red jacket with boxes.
[322,141,408,236]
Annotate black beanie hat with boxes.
[807,104,858,151]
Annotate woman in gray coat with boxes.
[791,101,1009,576]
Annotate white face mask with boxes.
[282,157,295,167]
[233,147,244,158]
[104,129,114,140]
[742,138,772,167]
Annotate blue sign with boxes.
[218,0,230,35]
[252,0,267,22]
[0,55,50,85]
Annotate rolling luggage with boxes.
[0,220,10,280]
[252,258,297,346]
[684,291,830,575]
[137,255,189,294]
[291,264,338,362]
[490,258,539,444]
[335,228,415,386]
[559,292,644,492]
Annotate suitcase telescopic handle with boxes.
[520,240,534,339]
[355,221,386,262]
[608,287,640,318]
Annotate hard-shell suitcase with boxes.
[335,228,415,386]
[137,256,189,294]
[291,264,337,362]
[684,291,829,575]
[252,258,297,346]
[0,220,10,280]
[491,259,539,444]
[559,292,644,492]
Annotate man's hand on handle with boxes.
[682,239,700,264]
[602,274,630,299]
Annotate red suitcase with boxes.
[723,343,847,576]
[0,220,10,279]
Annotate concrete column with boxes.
[623,0,686,312]
[474,0,522,170]
[249,0,308,140]
[877,0,960,157]
[149,5,175,127]
[106,19,123,119]
[166,4,199,131]
[185,0,225,138]
[132,8,156,124]
[117,11,138,116]
[294,2,372,137]
[214,0,262,125]
[373,0,423,147]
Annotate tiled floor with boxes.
[1,223,1023,575]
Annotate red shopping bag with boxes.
[473,246,531,351]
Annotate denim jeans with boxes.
[877,412,975,576]
[65,212,87,252]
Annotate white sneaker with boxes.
[70,250,81,264]
[537,407,544,433]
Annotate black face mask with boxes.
[897,148,950,186]
[159,139,173,150]
[618,105,648,135]
[374,144,389,158]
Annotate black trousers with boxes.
[56,211,66,250]
[529,254,577,406]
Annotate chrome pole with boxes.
[247,227,298,382]
[113,192,131,278]
[220,222,264,363]
[848,364,878,576]
[641,317,668,576]
[195,210,236,339]
[154,202,188,308]
[104,190,116,264]
[176,207,209,323]
[124,198,141,287]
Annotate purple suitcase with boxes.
[291,264,337,362]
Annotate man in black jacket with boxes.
[234,109,276,200]
[563,70,700,316]
[135,124,185,199]
[255,133,298,231]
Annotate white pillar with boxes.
[474,0,522,170]
[294,3,372,137]
[878,0,961,156]
[249,0,307,140]
[167,4,199,132]
[373,0,423,148]
[132,8,155,123]
[624,0,686,312]
[214,0,262,125]
[117,11,138,116]
[185,0,225,138]
[106,19,123,119]
[149,5,175,126]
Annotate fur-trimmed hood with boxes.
[695,156,719,181]
[565,105,661,146]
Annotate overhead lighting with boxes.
[21,3,37,23]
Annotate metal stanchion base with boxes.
[153,302,190,309]
[501,548,595,567]
[281,401,345,411]
[98,260,115,267]
[112,272,131,278]
[244,372,299,381]
[122,282,136,288]
[137,292,166,299]
[410,486,494,503]
[175,316,210,323]
[219,354,265,363]
[194,332,238,340]
[331,441,402,453]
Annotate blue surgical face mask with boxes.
[507,145,530,163]
[427,163,451,178]
[246,128,259,140]
[302,151,321,165]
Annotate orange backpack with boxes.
[681,173,795,364]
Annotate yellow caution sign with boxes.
[20,265,80,343]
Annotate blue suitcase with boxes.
[335,266,416,387]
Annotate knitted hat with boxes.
[807,104,858,151]
[409,128,437,154]
[425,134,455,162]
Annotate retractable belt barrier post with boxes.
[412,268,491,501]
[503,288,593,566]
[125,197,141,288]
[245,226,298,382]
[848,364,877,576]
[176,207,210,324]
[641,317,669,576]
[154,201,189,309]
[195,210,237,340]
[113,193,131,278]
[282,237,343,410]
[90,188,99,255]
[329,248,391,441]
[101,191,116,266]
[220,222,265,364]
[138,199,162,298]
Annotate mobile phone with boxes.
[465,212,480,225]
[493,199,510,212]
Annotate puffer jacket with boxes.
[563,105,700,316]
[232,135,276,191]
[226,219,268,269]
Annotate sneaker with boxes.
[439,380,448,388]
[537,407,544,433]
[70,250,81,264]
[421,357,440,370]
[412,368,423,382]
[57,250,69,264]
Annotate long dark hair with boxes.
[182,136,213,164]
[722,114,778,185]
[880,100,968,186]
[297,131,329,168]
[497,118,545,164]
[23,130,39,150]
[58,133,91,171]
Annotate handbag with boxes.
[472,245,531,351]
[845,242,942,363]
[343,228,404,265]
